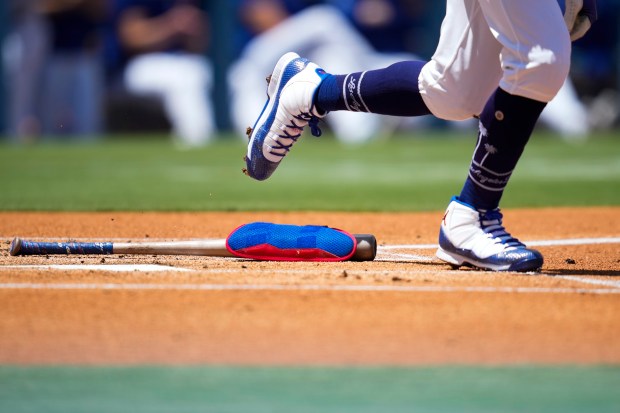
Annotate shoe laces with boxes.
[294,111,322,137]
[479,209,524,248]
[269,111,322,158]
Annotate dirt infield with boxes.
[1,208,619,365]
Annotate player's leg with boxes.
[314,61,431,117]
[242,0,512,181]
[243,54,435,180]
[437,0,571,271]
[124,53,215,147]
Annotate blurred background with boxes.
[0,0,619,146]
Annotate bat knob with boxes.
[352,234,377,261]
[9,237,22,256]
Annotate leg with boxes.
[230,5,414,143]
[242,0,504,181]
[459,0,571,211]
[243,52,432,180]
[315,61,430,117]
[438,0,571,271]
[124,53,215,147]
[6,14,49,140]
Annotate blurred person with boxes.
[4,0,106,140]
[114,0,215,147]
[3,0,47,140]
[569,0,620,130]
[229,0,424,144]
[242,0,598,272]
[40,0,107,138]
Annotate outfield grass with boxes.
[0,131,618,211]
[2,366,619,413]
[2,132,619,413]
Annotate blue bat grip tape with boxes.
[18,240,113,255]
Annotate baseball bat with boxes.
[9,234,377,261]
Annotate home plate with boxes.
[1,264,192,272]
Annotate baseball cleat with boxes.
[436,196,543,272]
[244,52,327,181]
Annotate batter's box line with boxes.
[380,236,620,250]
[374,250,434,262]
[1,282,619,295]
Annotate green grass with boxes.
[0,131,618,211]
[1,366,619,413]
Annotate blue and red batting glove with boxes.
[226,222,357,261]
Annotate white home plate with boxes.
[1,264,192,272]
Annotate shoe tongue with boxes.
[479,208,502,224]
[478,209,523,247]
[479,209,505,235]
[310,104,327,118]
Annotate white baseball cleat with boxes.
[436,196,544,272]
[243,52,327,181]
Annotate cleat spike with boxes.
[242,168,249,176]
[266,74,272,84]
[246,126,253,138]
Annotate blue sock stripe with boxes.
[356,71,371,112]
[341,74,351,111]
[343,73,366,112]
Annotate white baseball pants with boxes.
[419,0,572,121]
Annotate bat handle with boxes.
[9,238,113,256]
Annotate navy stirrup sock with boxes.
[315,61,431,116]
[459,87,547,211]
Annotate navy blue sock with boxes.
[315,61,431,116]
[459,87,547,211]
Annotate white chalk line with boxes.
[553,275,620,288]
[0,264,191,272]
[379,236,620,250]
[0,282,618,295]
[1,266,617,291]
[375,251,433,262]
[5,265,616,289]
[0,265,507,277]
